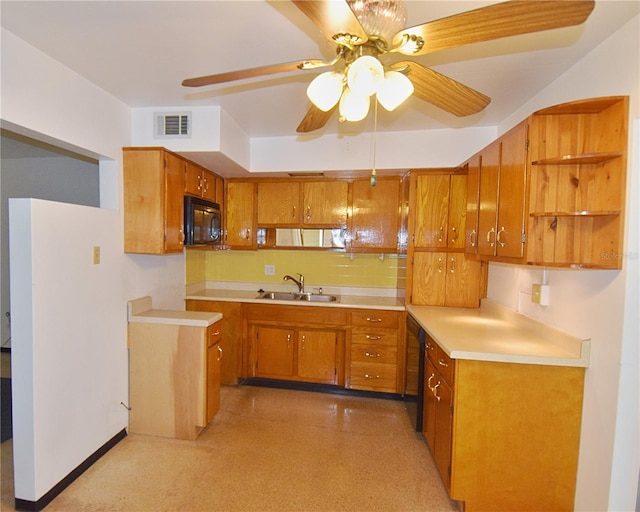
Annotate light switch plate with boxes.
[264,264,275,276]
[531,284,550,305]
[93,246,101,265]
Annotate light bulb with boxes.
[376,70,414,111]
[339,87,370,122]
[306,71,344,111]
[347,55,384,97]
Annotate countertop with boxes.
[185,287,405,311]
[128,296,222,327]
[407,301,590,367]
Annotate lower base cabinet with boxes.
[423,336,585,511]
[128,320,222,440]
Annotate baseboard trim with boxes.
[14,428,127,512]
[241,377,404,401]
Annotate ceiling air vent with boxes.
[154,112,191,138]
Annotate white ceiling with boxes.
[1,0,638,140]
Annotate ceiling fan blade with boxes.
[182,61,320,87]
[392,61,490,117]
[393,0,595,56]
[296,104,337,133]
[292,0,368,46]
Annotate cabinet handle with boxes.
[433,381,441,402]
[364,374,380,379]
[438,358,449,368]
[203,178,209,193]
[213,330,220,337]
[287,333,291,348]
[487,227,496,247]
[292,206,296,219]
[179,228,185,244]
[301,335,306,349]
[365,335,382,340]
[450,226,457,244]
[217,345,223,361]
[245,229,251,240]
[365,351,381,358]
[469,229,477,247]
[438,257,443,273]
[497,226,506,247]
[427,372,436,391]
[306,206,311,221]
[197,176,203,191]
[438,226,444,243]
[449,257,456,273]
[365,317,382,323]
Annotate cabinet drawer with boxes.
[351,310,400,329]
[207,322,222,348]
[351,330,398,347]
[434,345,454,385]
[351,344,397,365]
[350,362,397,392]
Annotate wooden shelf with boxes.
[531,152,622,166]
[529,210,621,217]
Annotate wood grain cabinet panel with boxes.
[225,181,256,249]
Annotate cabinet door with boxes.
[257,182,301,225]
[477,141,500,257]
[225,181,256,249]
[351,177,401,251]
[465,155,481,255]
[495,121,528,259]
[444,253,482,308]
[434,376,453,491]
[255,326,295,378]
[411,252,447,306]
[297,330,337,384]
[164,152,186,252]
[184,161,204,197]
[448,174,467,250]
[413,174,449,248]
[201,170,217,202]
[206,340,222,424]
[423,358,438,453]
[302,181,348,225]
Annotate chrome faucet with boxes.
[283,273,304,293]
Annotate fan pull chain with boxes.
[371,98,378,187]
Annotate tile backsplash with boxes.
[186,249,406,289]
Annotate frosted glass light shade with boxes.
[339,87,370,122]
[306,71,344,111]
[347,55,384,97]
[347,0,407,46]
[376,70,414,111]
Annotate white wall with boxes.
[487,16,640,511]
[1,27,186,503]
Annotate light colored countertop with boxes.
[185,287,405,311]
[407,301,590,368]
[128,296,222,327]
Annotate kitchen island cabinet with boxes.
[409,301,589,512]
[127,297,223,440]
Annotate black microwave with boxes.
[184,196,222,246]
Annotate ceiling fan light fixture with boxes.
[347,0,407,47]
[339,86,370,122]
[307,71,344,111]
[347,55,384,97]
[376,70,414,111]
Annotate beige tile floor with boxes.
[1,385,459,512]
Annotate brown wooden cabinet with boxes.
[185,160,218,203]
[464,155,481,255]
[123,147,185,254]
[350,176,402,252]
[477,121,529,261]
[225,180,256,249]
[347,309,404,393]
[206,325,222,424]
[257,180,348,227]
[526,96,628,268]
[410,252,482,307]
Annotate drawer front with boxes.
[435,345,454,385]
[208,322,222,348]
[425,335,438,365]
[351,330,398,347]
[349,362,397,393]
[351,310,400,329]
[351,344,397,365]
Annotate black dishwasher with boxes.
[405,313,425,432]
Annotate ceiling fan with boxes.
[182,0,595,133]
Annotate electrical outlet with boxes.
[93,246,101,265]
[531,284,550,306]
[264,264,275,276]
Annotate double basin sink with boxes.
[256,291,338,303]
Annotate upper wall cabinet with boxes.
[257,180,348,227]
[349,176,402,252]
[464,155,481,255]
[526,96,628,269]
[225,180,257,250]
[475,121,529,261]
[123,147,185,254]
[184,160,218,203]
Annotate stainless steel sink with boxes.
[256,291,338,302]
